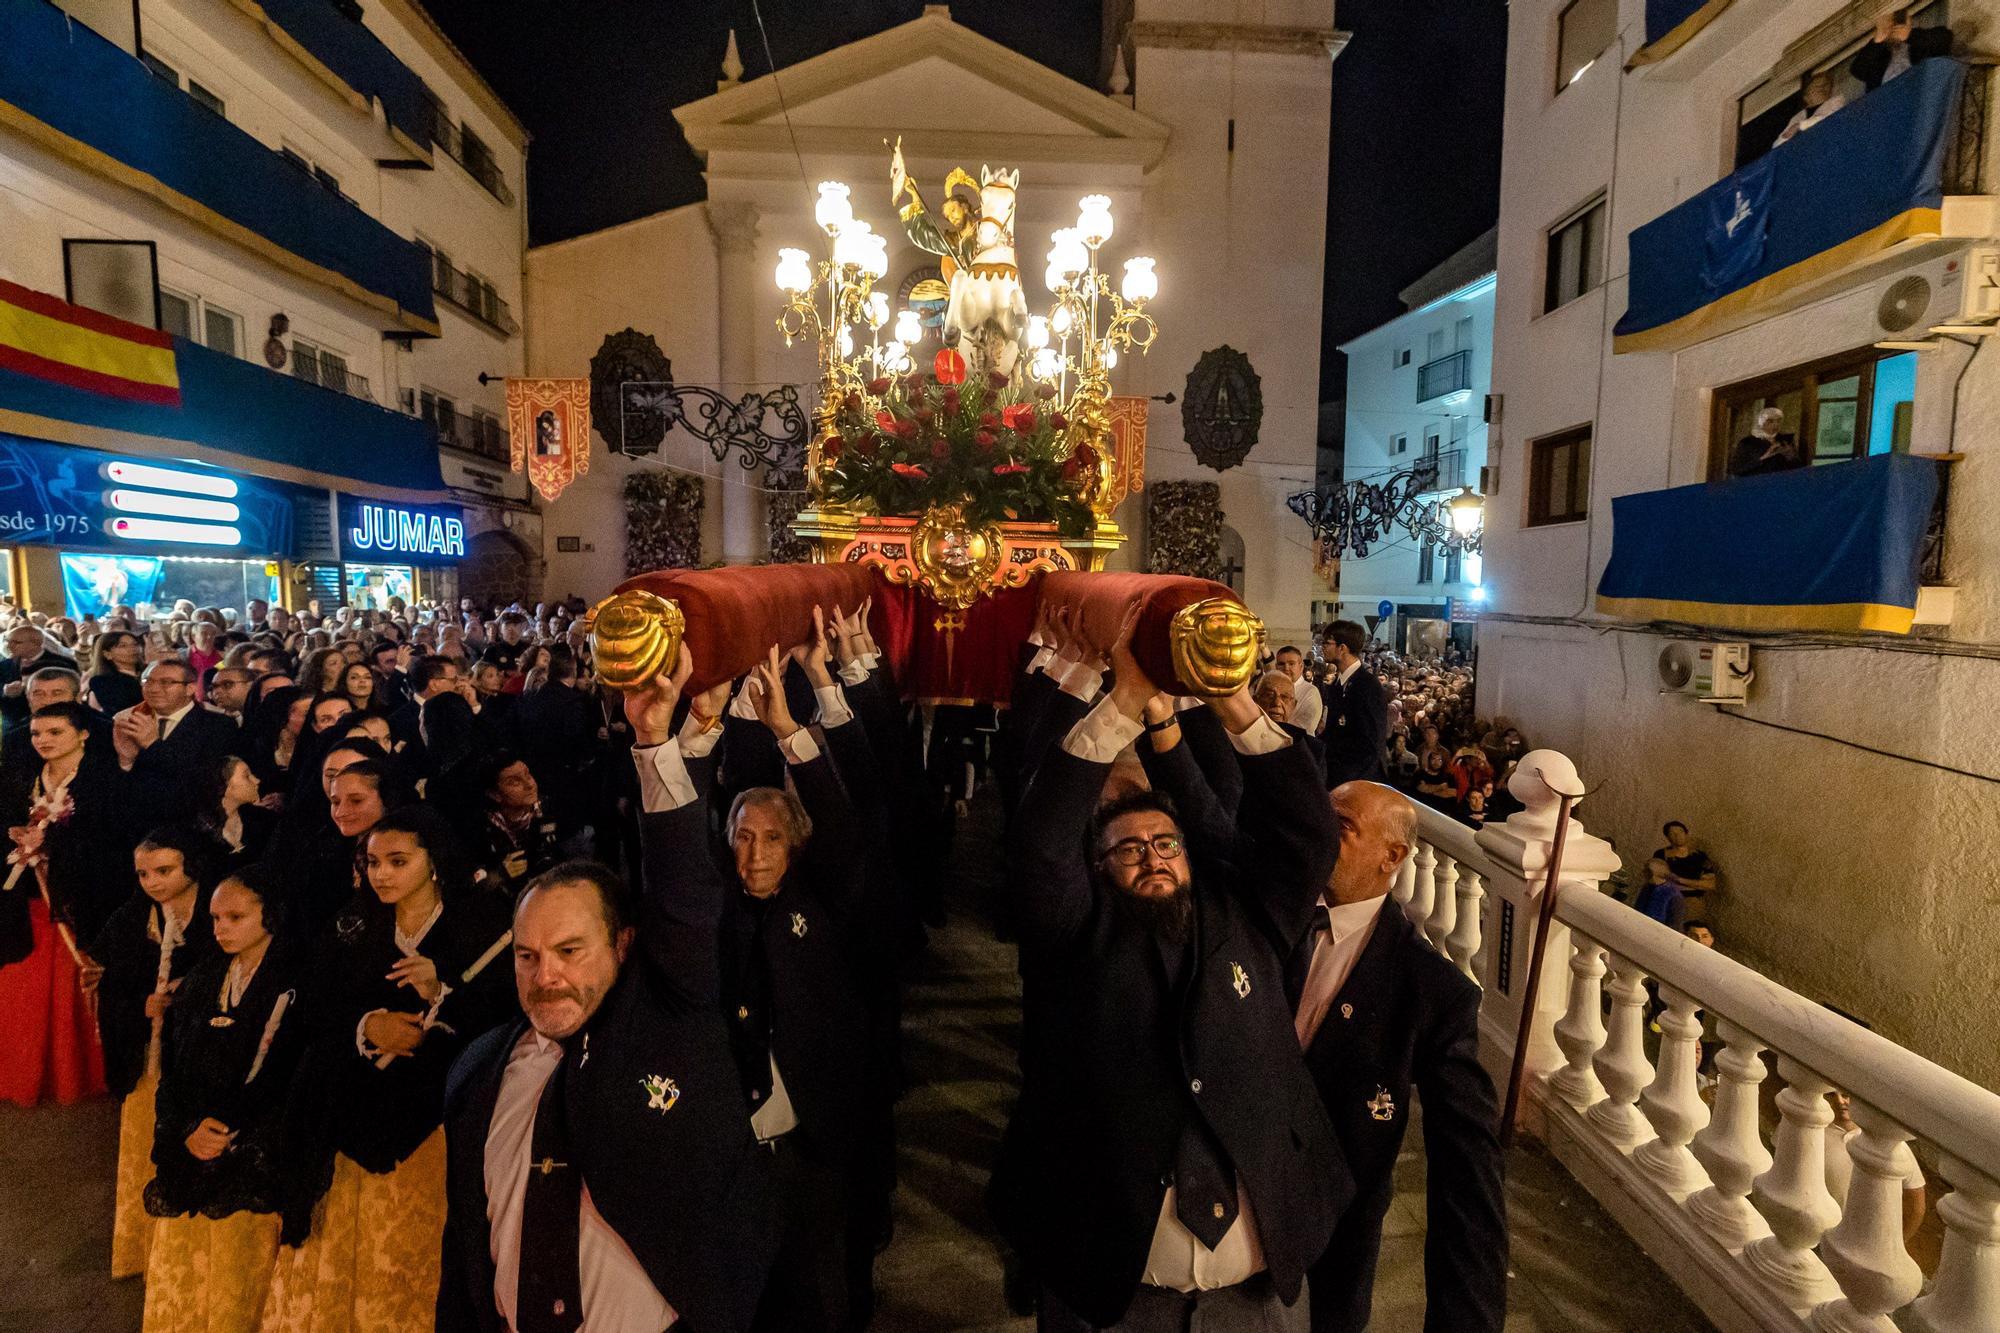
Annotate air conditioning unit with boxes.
[1657,641,1752,703]
[1872,248,2000,337]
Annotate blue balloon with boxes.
[1376,600,1395,618]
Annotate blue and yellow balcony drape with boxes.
[1594,454,1944,634]
[233,0,434,157]
[0,0,439,335]
[1628,0,1735,68]
[1614,58,1963,352]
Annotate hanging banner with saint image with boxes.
[506,378,591,502]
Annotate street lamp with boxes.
[1447,488,1484,539]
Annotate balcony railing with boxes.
[419,92,514,205]
[430,410,511,466]
[428,251,519,337]
[1410,447,1467,493]
[1401,783,2000,1333]
[1417,348,1472,402]
[289,345,372,402]
[1944,58,1996,195]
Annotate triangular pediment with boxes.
[677,8,1167,162]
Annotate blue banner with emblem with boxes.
[1616,57,1962,350]
[1595,454,1943,634]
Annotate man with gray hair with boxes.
[1290,781,1506,1332]
[0,666,105,779]
[1729,405,1802,477]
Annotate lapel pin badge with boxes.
[1367,1086,1395,1122]
[1230,961,1251,999]
[1340,1003,1354,1020]
[640,1073,680,1113]
[790,911,809,938]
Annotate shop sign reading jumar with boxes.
[341,498,465,560]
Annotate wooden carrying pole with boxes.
[1499,793,1577,1148]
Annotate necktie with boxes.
[1173,1116,1239,1249]
[517,1051,584,1333]
[1283,904,1334,1011]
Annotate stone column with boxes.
[711,200,765,566]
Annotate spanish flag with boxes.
[0,278,180,407]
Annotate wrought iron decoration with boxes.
[618,381,809,473]
[1182,346,1263,471]
[1287,466,1482,560]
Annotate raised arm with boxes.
[1133,695,1237,869]
[627,653,732,1009]
[1204,684,1338,946]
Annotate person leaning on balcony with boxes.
[1729,407,1806,477]
[1777,71,1848,143]
[1853,8,1953,91]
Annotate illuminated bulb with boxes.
[1121,257,1158,303]
[1051,304,1073,336]
[861,232,889,280]
[1050,228,1089,278]
[1031,347,1062,381]
[882,340,909,373]
[832,227,868,270]
[894,310,922,345]
[1045,264,1068,295]
[1076,195,1114,247]
[1104,346,1119,370]
[815,181,853,235]
[836,325,854,357]
[1026,315,1049,349]
[774,247,812,295]
[866,292,890,329]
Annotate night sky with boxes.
[419,0,1508,403]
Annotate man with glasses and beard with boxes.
[993,603,1349,1333]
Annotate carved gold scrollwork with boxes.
[584,590,685,692]
[1169,596,1266,699]
[909,502,1004,611]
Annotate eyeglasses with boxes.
[1098,834,1185,867]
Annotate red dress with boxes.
[0,892,107,1106]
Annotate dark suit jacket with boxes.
[1302,900,1506,1333]
[437,750,776,1333]
[992,725,1350,1326]
[1852,28,1952,90]
[129,706,241,825]
[0,650,77,732]
[1321,667,1389,788]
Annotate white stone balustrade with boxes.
[1388,748,2000,1333]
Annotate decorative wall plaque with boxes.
[589,328,673,456]
[1181,345,1264,472]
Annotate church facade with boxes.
[526,2,1341,647]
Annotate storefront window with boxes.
[59,554,277,618]
[345,563,414,611]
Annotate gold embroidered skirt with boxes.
[142,1209,282,1333]
[112,1068,159,1279]
[254,1128,446,1333]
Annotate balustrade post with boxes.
[1634,985,1713,1199]
[1586,954,1655,1150]
[1688,1020,1775,1251]
[1391,847,1416,906]
[1814,1102,1923,1333]
[1446,866,1484,983]
[1468,750,1621,1107]
[1547,936,1607,1110]
[1908,1156,2000,1333]
[1406,841,1437,938]
[1425,852,1458,954]
[1745,1057,1844,1312]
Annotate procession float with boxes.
[588,144,1264,702]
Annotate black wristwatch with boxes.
[1143,716,1178,734]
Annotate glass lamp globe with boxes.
[836,325,854,358]
[1026,315,1050,349]
[882,340,909,373]
[1051,304,1073,337]
[1447,488,1484,537]
[862,233,889,280]
[866,292,890,329]
[1077,195,1114,247]
[774,248,812,295]
[1121,257,1158,303]
[894,310,923,345]
[1031,347,1063,382]
[832,227,866,270]
[815,182,853,235]
[1104,346,1119,370]
[1045,263,1069,295]
[1050,228,1090,278]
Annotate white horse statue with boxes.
[944,165,1028,379]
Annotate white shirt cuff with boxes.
[813,683,853,728]
[729,682,761,720]
[1227,714,1291,756]
[1058,659,1103,703]
[779,729,820,764]
[355,1010,388,1059]
[1062,695,1144,763]
[1174,696,1202,713]
[838,659,869,686]
[860,652,881,669]
[1028,646,1056,675]
[633,740,698,812]
[680,712,724,760]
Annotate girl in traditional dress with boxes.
[0,700,133,1105]
[90,827,219,1278]
[143,865,303,1333]
[242,687,309,801]
[258,807,514,1331]
[280,745,406,934]
[83,629,144,716]
[199,755,280,864]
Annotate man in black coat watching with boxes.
[993,603,1349,1333]
[437,649,776,1333]
[1319,620,1388,788]
[111,658,241,825]
[0,625,74,736]
[1293,781,1506,1333]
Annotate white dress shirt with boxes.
[1291,676,1324,736]
[1063,697,1291,1291]
[1293,897,1387,1049]
[485,1030,676,1333]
